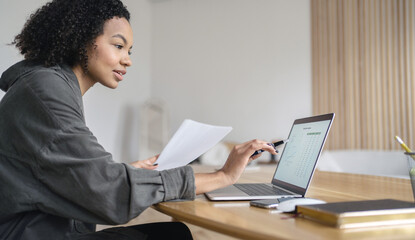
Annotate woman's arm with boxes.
[194,139,277,194]
[130,139,277,195]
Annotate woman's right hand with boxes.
[194,139,277,194]
[219,139,277,185]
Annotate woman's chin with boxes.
[102,81,119,89]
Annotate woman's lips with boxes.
[113,70,125,81]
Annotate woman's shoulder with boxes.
[1,60,79,96]
[1,60,85,124]
[15,62,84,122]
[27,63,80,94]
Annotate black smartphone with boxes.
[250,198,295,209]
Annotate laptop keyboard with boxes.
[235,183,293,196]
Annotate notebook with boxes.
[205,113,335,201]
[297,199,415,229]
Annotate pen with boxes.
[251,139,289,157]
[395,136,412,152]
[395,136,415,177]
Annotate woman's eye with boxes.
[115,44,123,49]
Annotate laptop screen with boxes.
[271,113,334,193]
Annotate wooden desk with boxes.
[154,165,415,239]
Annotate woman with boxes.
[0,0,277,239]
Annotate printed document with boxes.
[155,119,232,171]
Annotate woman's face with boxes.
[86,17,133,89]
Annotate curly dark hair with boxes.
[13,0,130,68]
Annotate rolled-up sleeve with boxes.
[32,125,195,225]
[0,64,197,226]
[160,166,195,201]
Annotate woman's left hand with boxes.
[130,155,159,170]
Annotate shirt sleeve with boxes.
[5,68,195,224]
[17,68,196,225]
[32,125,195,225]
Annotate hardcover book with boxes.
[297,199,415,229]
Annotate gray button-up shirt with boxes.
[0,60,195,239]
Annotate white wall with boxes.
[151,0,312,143]
[0,0,312,161]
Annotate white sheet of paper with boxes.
[155,119,232,171]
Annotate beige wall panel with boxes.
[311,0,415,150]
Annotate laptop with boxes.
[205,113,335,201]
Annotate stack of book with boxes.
[297,199,415,229]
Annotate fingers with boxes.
[220,139,279,184]
[234,139,278,159]
[148,154,159,164]
[130,154,160,170]
[144,164,158,170]
[145,155,159,169]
